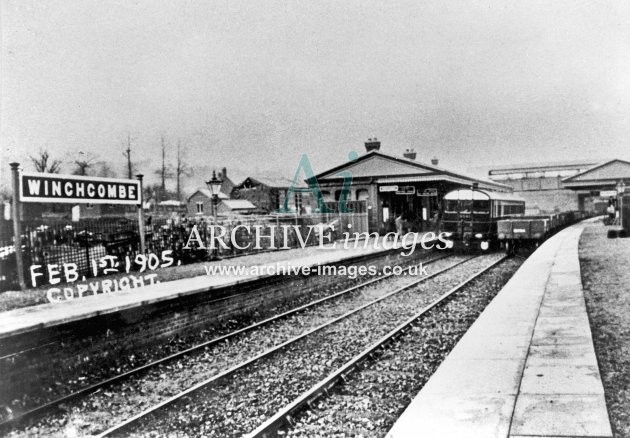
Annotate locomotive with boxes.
[440,187,525,251]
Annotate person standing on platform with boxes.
[395,213,404,236]
[607,202,615,224]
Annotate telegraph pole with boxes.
[10,163,26,290]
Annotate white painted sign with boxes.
[20,172,141,205]
[379,185,398,192]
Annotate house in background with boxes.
[186,167,238,216]
[187,188,229,216]
[231,176,310,213]
[216,167,236,197]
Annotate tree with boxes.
[175,140,193,201]
[96,162,117,178]
[30,149,62,173]
[122,133,134,179]
[72,152,98,176]
[154,136,174,201]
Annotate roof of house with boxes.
[237,176,307,189]
[220,199,257,210]
[187,188,230,201]
[158,200,184,206]
[313,150,510,191]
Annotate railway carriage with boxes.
[497,210,587,252]
[440,188,525,251]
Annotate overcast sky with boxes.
[2,0,630,190]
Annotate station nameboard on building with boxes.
[418,188,438,197]
[379,185,399,192]
[599,190,617,198]
[395,186,415,195]
[19,172,141,205]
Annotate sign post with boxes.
[136,174,146,255]
[10,163,26,290]
[12,169,144,290]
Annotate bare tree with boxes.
[175,140,193,201]
[96,162,117,178]
[72,151,98,176]
[30,149,62,173]
[122,133,134,179]
[154,136,174,201]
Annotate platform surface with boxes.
[0,233,434,339]
[387,220,613,438]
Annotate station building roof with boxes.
[187,188,230,201]
[312,150,510,192]
[562,159,630,189]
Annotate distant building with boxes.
[562,159,630,213]
[217,167,236,197]
[232,176,308,213]
[187,188,229,216]
[487,160,599,213]
[186,167,237,216]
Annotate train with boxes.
[440,188,525,251]
[440,187,589,252]
[496,210,590,252]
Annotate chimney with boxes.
[403,148,417,160]
[364,138,381,152]
[222,167,227,178]
[431,157,439,166]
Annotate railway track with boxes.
[94,254,499,437]
[248,254,510,437]
[1,252,450,435]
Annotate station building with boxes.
[488,159,630,215]
[311,139,510,233]
[487,160,597,214]
[562,159,630,216]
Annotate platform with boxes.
[387,219,613,438]
[0,233,434,339]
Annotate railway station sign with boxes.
[418,188,438,197]
[395,186,415,195]
[19,172,141,205]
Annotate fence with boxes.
[0,206,368,292]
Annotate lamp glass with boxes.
[206,171,223,196]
